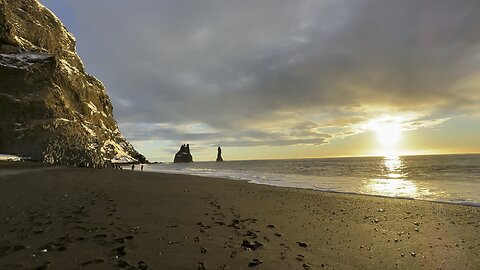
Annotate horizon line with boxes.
[148,151,480,163]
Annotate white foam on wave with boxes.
[145,162,480,207]
[0,154,25,161]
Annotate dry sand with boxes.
[0,162,479,269]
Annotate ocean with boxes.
[145,154,480,206]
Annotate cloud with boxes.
[119,120,331,148]
[41,0,480,149]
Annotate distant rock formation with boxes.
[174,144,193,163]
[216,146,224,162]
[0,0,146,166]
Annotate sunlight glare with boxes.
[365,116,403,148]
[384,155,405,178]
[364,178,418,198]
[375,122,401,146]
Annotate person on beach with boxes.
[141,165,144,171]
[132,164,135,171]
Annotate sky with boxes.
[40,0,480,162]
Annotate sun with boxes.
[365,116,403,148]
[375,122,401,146]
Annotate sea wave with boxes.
[144,155,480,207]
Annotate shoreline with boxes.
[143,166,480,208]
[1,164,479,269]
[3,161,480,208]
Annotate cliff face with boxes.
[0,0,145,165]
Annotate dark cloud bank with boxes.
[43,0,480,147]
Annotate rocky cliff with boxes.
[0,0,145,165]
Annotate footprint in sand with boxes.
[79,259,105,266]
[34,263,50,270]
[0,244,28,257]
[114,245,127,257]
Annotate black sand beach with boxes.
[0,163,479,269]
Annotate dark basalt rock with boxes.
[216,146,223,162]
[174,144,193,163]
[241,240,263,250]
[0,0,145,166]
[248,259,263,268]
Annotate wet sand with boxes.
[0,163,479,269]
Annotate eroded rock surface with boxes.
[216,146,223,162]
[174,144,193,163]
[0,0,145,165]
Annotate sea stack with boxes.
[0,0,145,166]
[216,146,224,162]
[174,144,193,163]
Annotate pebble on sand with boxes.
[241,240,263,250]
[138,261,148,270]
[248,259,263,267]
[197,262,206,270]
[297,242,309,248]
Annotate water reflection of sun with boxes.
[364,156,419,198]
[366,178,419,197]
[384,155,404,178]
